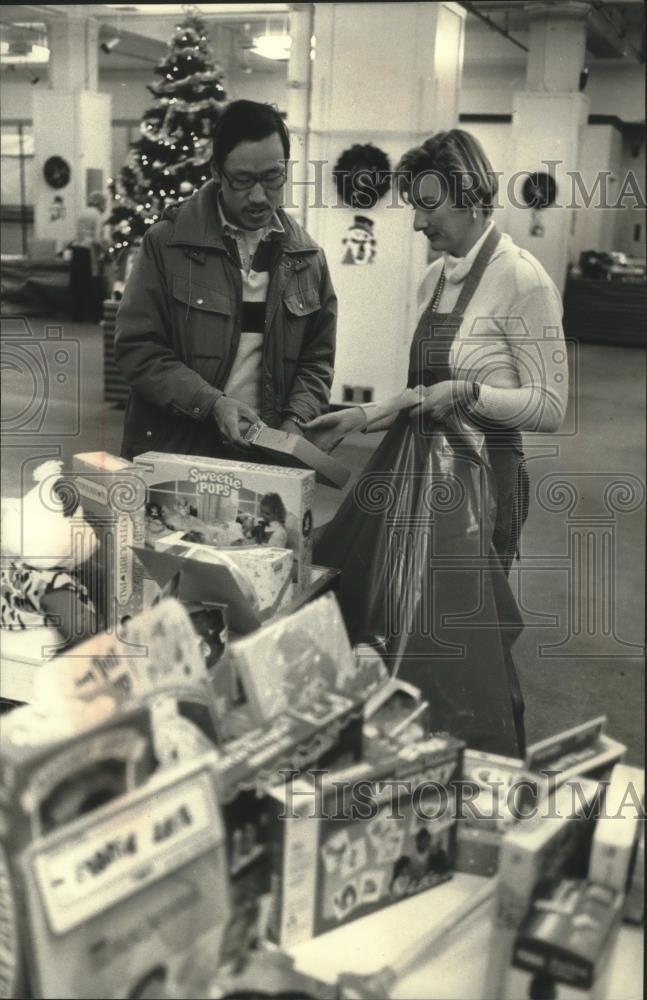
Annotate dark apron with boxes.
[407,225,527,752]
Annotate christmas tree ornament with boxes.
[107,6,227,261]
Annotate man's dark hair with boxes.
[211,100,290,170]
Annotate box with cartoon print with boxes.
[266,733,464,946]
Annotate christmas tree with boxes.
[108,5,227,262]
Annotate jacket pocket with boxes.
[283,288,321,359]
[172,274,234,381]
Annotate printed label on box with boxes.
[33,770,220,934]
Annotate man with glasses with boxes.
[115,100,337,460]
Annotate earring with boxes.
[471,208,477,220]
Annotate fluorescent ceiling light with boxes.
[0,41,49,64]
[251,33,291,61]
[105,4,288,13]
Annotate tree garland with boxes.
[107,6,227,260]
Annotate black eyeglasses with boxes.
[220,167,287,192]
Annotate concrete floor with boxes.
[1,317,644,763]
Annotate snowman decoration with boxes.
[342,215,377,266]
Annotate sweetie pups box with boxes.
[132,451,315,594]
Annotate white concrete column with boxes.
[47,12,99,93]
[507,2,590,291]
[306,2,466,402]
[32,12,110,247]
[286,3,314,227]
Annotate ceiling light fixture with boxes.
[100,29,121,54]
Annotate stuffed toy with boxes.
[1,460,99,663]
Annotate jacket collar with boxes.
[166,179,318,255]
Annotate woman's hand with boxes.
[410,380,474,421]
[303,408,365,453]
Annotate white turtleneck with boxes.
[416,224,567,433]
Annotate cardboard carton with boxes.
[17,753,230,999]
[589,763,645,892]
[266,734,464,946]
[244,422,351,489]
[482,776,602,999]
[224,593,358,725]
[72,451,147,632]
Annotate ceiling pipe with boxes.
[457,1,529,53]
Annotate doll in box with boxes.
[1,460,99,663]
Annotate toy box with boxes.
[512,879,623,992]
[33,598,222,762]
[16,753,230,999]
[266,733,464,946]
[132,451,315,594]
[224,593,358,724]
[482,776,602,1000]
[72,451,147,633]
[588,763,644,892]
[210,692,364,948]
[0,702,155,849]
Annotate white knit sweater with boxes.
[417,225,568,432]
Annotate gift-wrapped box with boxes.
[224,593,358,725]
[153,538,294,617]
[266,733,464,946]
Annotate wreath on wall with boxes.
[43,156,71,190]
[332,143,391,210]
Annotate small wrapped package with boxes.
[266,733,464,946]
[153,538,294,617]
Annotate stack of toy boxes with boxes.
[132,452,315,606]
[72,452,146,633]
[482,776,602,999]
[456,718,626,878]
[266,732,464,947]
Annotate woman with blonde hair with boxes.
[307,129,567,756]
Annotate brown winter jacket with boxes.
[114,180,337,460]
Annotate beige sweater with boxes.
[416,225,568,432]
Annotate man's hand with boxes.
[212,396,261,448]
[410,380,474,421]
[303,408,365,453]
[280,417,305,438]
